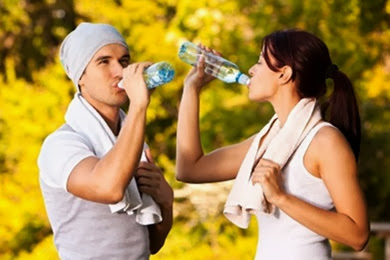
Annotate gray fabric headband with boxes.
[59,22,128,91]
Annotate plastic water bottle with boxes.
[178,41,250,85]
[118,61,175,89]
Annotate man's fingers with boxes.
[145,148,154,163]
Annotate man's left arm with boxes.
[147,201,173,254]
[135,148,173,254]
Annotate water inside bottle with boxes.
[178,42,200,66]
[146,63,175,88]
[178,41,249,85]
[118,62,174,89]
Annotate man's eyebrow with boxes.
[94,53,130,63]
[121,54,130,60]
[94,55,111,63]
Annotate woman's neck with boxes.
[270,88,301,127]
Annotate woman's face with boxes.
[248,50,281,102]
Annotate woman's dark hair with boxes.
[262,29,361,160]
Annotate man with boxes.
[38,22,173,259]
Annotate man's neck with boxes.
[99,109,121,136]
[83,97,121,135]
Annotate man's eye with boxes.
[120,59,130,67]
[99,59,109,64]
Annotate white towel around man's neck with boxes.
[223,98,322,228]
[65,93,162,225]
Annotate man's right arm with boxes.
[66,62,152,204]
[66,104,147,204]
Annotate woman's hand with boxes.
[251,158,285,206]
[183,44,221,91]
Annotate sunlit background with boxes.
[0,0,389,259]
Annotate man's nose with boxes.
[112,61,124,77]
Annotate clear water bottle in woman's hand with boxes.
[178,41,250,85]
[118,61,175,89]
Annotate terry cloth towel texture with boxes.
[223,98,322,228]
[65,93,162,225]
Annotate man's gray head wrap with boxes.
[59,22,128,91]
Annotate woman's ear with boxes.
[278,66,292,85]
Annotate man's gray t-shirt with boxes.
[38,124,149,259]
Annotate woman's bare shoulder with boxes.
[310,124,356,175]
[312,125,350,151]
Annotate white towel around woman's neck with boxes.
[223,98,322,228]
[65,93,162,225]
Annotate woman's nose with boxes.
[248,65,255,76]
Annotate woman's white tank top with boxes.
[255,122,334,260]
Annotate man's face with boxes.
[78,43,130,111]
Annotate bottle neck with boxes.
[235,72,243,83]
[236,73,250,85]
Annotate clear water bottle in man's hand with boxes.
[119,61,175,89]
[178,41,250,85]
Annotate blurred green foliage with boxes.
[0,0,389,259]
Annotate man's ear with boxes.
[278,66,293,85]
[78,74,85,87]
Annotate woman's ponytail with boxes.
[321,68,361,161]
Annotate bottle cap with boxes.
[237,74,250,85]
[118,80,124,88]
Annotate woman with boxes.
[176,29,369,259]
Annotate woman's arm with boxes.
[176,54,254,183]
[252,126,369,250]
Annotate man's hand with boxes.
[135,148,173,208]
[122,61,153,108]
